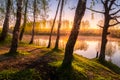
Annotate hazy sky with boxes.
[48,0,104,28]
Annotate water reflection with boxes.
[95,42,101,56]
[34,38,88,51]
[117,41,120,49]
[75,41,88,51]
[34,37,120,67]
[106,42,116,61]
[95,42,116,62]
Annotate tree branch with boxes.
[97,24,104,28]
[114,16,120,18]
[111,16,120,19]
[110,8,116,11]
[115,18,120,23]
[109,22,120,27]
[101,0,105,5]
[87,7,104,14]
[114,2,120,6]
[109,18,120,27]
[109,0,116,10]
[110,9,120,15]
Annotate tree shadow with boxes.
[25,49,63,80]
[54,65,88,80]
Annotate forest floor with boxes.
[0,43,120,80]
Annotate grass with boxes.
[1,46,120,80]
[96,60,120,74]
[0,69,42,80]
[49,54,120,80]
[0,34,12,46]
[0,38,120,80]
[4,50,31,57]
[49,61,88,80]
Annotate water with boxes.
[74,41,120,67]
[34,36,120,67]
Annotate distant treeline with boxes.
[7,21,120,38]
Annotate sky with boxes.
[0,0,119,28]
[48,0,104,28]
[0,0,105,28]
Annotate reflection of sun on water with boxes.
[34,37,120,67]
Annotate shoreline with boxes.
[22,34,120,42]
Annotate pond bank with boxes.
[0,44,120,80]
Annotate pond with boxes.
[34,36,120,67]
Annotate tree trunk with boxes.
[0,0,11,42]
[99,27,108,61]
[19,0,28,41]
[54,0,64,49]
[62,0,86,67]
[29,0,36,44]
[9,0,23,54]
[95,1,118,62]
[99,13,110,62]
[47,0,61,48]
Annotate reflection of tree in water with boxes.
[105,42,116,61]
[96,41,101,53]
[117,41,120,49]
[75,41,88,51]
[96,41,116,61]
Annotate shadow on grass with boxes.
[0,34,11,46]
[54,65,88,80]
[25,49,63,80]
[0,48,88,80]
[25,48,89,80]
[0,69,42,80]
[98,60,120,74]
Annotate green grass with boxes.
[49,54,120,80]
[0,69,42,80]
[0,34,12,46]
[0,42,120,80]
[49,61,88,80]
[4,50,31,57]
[96,60,120,74]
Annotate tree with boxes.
[29,0,37,44]
[87,0,120,61]
[19,0,28,41]
[98,0,120,61]
[54,0,64,49]
[9,0,23,54]
[0,0,11,42]
[47,0,61,48]
[40,0,49,20]
[62,0,86,67]
[29,0,49,44]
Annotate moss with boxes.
[0,69,42,80]
[57,67,88,80]
[49,61,88,80]
[4,50,31,57]
[17,50,31,55]
[19,41,41,48]
[49,53,120,80]
[97,60,120,74]
[0,34,12,46]
[1,47,120,80]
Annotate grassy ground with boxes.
[0,32,120,80]
[0,42,120,80]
